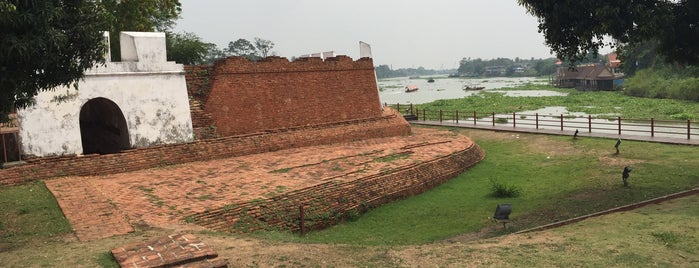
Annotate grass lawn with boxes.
[0,181,72,251]
[256,126,699,245]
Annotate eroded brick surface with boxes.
[46,128,483,240]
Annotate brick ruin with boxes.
[0,55,486,237]
[1,55,410,184]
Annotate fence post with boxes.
[299,204,306,237]
[455,110,459,124]
[410,103,414,115]
[2,134,6,163]
[651,118,654,137]
[536,113,539,129]
[560,114,563,131]
[439,110,443,123]
[688,120,691,140]
[588,115,592,133]
[422,109,426,121]
[473,111,477,125]
[618,116,622,135]
[397,103,400,113]
[512,113,516,128]
[492,112,495,127]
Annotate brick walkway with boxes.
[45,127,473,241]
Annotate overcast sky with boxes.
[174,0,556,70]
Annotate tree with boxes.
[518,0,699,65]
[225,37,277,61]
[226,38,257,60]
[534,58,558,76]
[0,0,108,122]
[618,40,663,76]
[203,43,227,64]
[165,31,210,65]
[253,37,275,58]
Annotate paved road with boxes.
[410,120,699,146]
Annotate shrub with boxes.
[495,117,509,124]
[489,178,521,198]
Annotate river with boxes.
[377,76,552,105]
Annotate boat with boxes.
[405,85,419,92]
[427,78,435,83]
[463,84,485,90]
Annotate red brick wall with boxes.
[0,111,410,185]
[187,140,486,233]
[202,56,383,136]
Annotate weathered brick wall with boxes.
[184,65,215,104]
[201,56,383,136]
[187,141,486,233]
[0,111,410,185]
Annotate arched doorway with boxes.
[79,98,130,155]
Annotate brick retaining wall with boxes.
[187,140,485,233]
[0,111,410,185]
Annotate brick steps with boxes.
[111,233,227,268]
[189,99,217,140]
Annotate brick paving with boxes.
[45,127,473,241]
[111,233,227,268]
[45,177,133,241]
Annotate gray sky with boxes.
[174,0,555,70]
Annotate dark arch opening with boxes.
[79,97,130,155]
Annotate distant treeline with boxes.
[374,66,454,79]
[456,57,559,77]
[375,57,561,79]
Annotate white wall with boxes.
[18,32,194,157]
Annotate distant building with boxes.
[484,66,507,76]
[556,64,617,91]
[556,53,624,91]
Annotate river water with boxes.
[377,76,553,105]
[377,76,696,140]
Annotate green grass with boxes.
[254,127,699,245]
[500,194,699,267]
[409,85,699,120]
[0,181,71,247]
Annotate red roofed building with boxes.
[555,53,623,91]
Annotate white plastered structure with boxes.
[18,32,194,157]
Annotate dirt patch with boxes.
[597,156,645,167]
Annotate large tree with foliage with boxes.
[0,0,183,122]
[518,0,699,65]
[165,31,210,65]
[0,0,108,122]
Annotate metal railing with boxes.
[388,103,697,140]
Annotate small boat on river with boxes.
[427,78,435,83]
[463,84,485,90]
[405,85,419,93]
